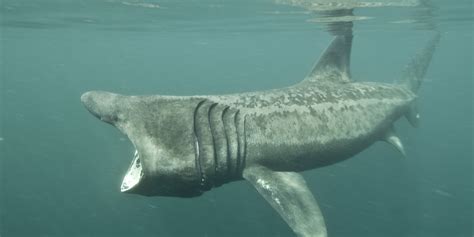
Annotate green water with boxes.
[1,0,472,236]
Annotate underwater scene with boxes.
[1,0,473,236]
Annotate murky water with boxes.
[1,0,472,236]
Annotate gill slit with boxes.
[242,114,248,174]
[221,106,232,178]
[193,100,206,187]
[208,103,219,179]
[235,110,242,176]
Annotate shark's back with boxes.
[201,32,439,172]
[206,79,415,171]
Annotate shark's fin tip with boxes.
[384,127,406,157]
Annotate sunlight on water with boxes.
[1,0,471,33]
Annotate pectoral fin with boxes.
[243,166,327,237]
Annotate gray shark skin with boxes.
[81,33,440,237]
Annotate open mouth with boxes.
[120,149,143,192]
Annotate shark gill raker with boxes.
[81,32,440,237]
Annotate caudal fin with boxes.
[401,32,441,93]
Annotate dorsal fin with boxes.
[302,34,353,84]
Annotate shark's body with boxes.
[81,33,439,237]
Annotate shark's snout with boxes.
[81,91,99,118]
[81,91,120,124]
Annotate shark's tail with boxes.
[401,32,441,93]
[400,32,441,127]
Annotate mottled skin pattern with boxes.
[212,81,414,171]
[81,33,439,237]
[81,80,414,195]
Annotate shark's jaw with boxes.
[120,150,143,193]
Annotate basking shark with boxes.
[81,33,439,237]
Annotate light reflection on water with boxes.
[1,0,471,33]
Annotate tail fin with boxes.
[401,32,441,93]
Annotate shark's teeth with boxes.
[121,150,143,192]
[384,127,406,157]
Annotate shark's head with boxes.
[81,91,204,197]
